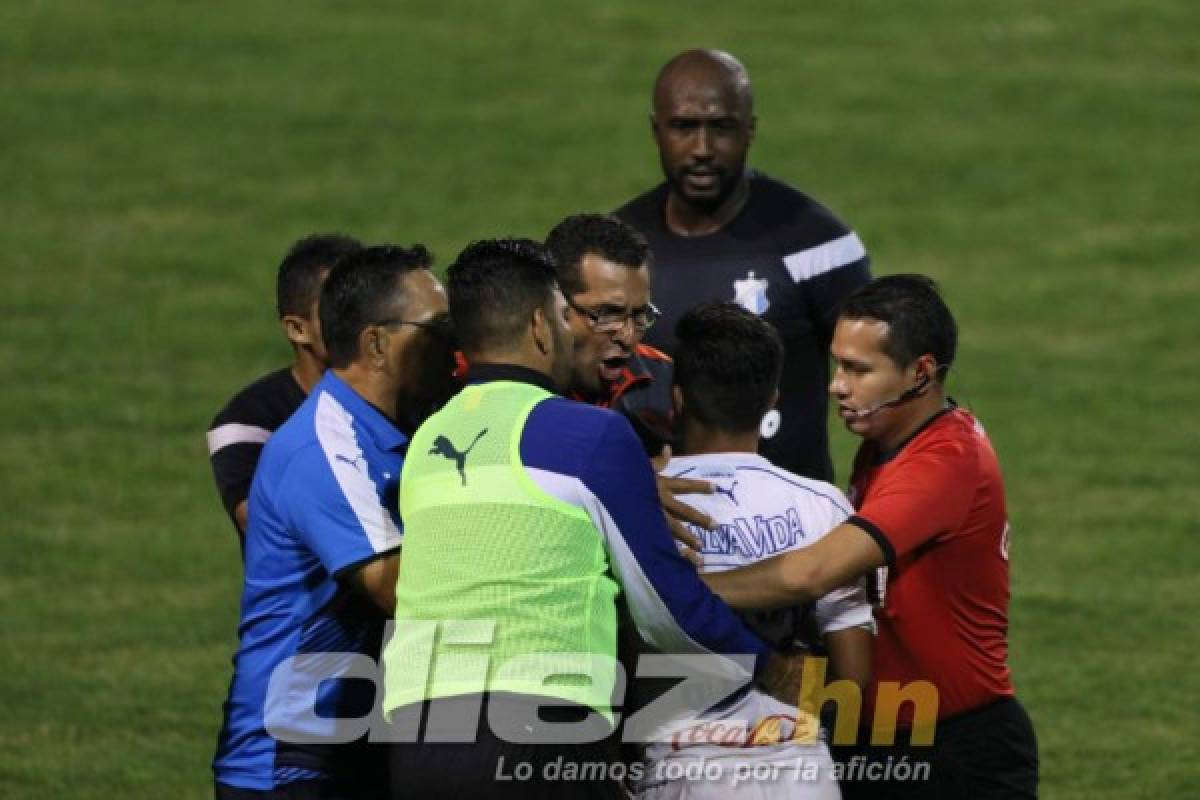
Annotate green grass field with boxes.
[2,1,1197,797]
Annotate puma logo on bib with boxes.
[429,428,489,486]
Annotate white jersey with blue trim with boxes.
[633,452,874,799]
[666,452,873,638]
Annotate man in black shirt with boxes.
[206,234,363,539]
[616,48,871,482]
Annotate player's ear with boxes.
[360,324,387,369]
[281,314,312,347]
[671,385,685,417]
[914,354,936,390]
[530,306,550,356]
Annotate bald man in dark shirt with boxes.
[616,49,871,482]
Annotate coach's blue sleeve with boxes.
[279,443,402,578]
[580,414,770,670]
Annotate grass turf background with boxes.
[2,1,1197,796]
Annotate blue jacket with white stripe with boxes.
[213,371,404,790]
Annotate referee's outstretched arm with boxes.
[703,521,885,610]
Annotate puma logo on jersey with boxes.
[714,480,740,506]
[334,453,367,474]
[429,428,489,486]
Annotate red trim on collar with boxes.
[633,343,670,363]
[599,367,650,408]
[577,344,670,408]
[452,351,469,380]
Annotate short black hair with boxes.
[544,214,651,296]
[319,244,433,369]
[276,233,363,318]
[446,238,559,354]
[674,302,784,433]
[838,274,957,379]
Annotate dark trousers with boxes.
[387,692,627,799]
[833,696,1038,800]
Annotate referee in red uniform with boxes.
[704,274,1037,798]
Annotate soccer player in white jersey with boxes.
[633,302,874,800]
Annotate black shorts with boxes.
[833,696,1038,800]
[215,778,360,800]
[386,692,626,799]
[214,741,389,800]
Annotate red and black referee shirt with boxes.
[848,406,1015,724]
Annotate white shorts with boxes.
[632,686,842,799]
[633,742,841,799]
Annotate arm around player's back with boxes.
[705,433,983,611]
[703,521,885,612]
[578,412,770,669]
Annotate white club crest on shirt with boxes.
[733,270,770,315]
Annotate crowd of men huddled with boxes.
[206,50,1037,800]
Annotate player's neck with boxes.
[679,419,760,457]
[665,176,751,237]
[467,345,558,388]
[874,392,949,454]
[572,386,604,405]
[291,351,326,395]
[331,363,402,424]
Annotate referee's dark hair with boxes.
[320,244,434,369]
[276,233,363,318]
[544,213,652,296]
[674,301,784,433]
[446,238,560,355]
[838,274,958,380]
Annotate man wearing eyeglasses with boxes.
[545,213,672,426]
[214,245,457,800]
[545,214,716,550]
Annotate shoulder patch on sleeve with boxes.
[207,423,272,455]
[782,232,867,283]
